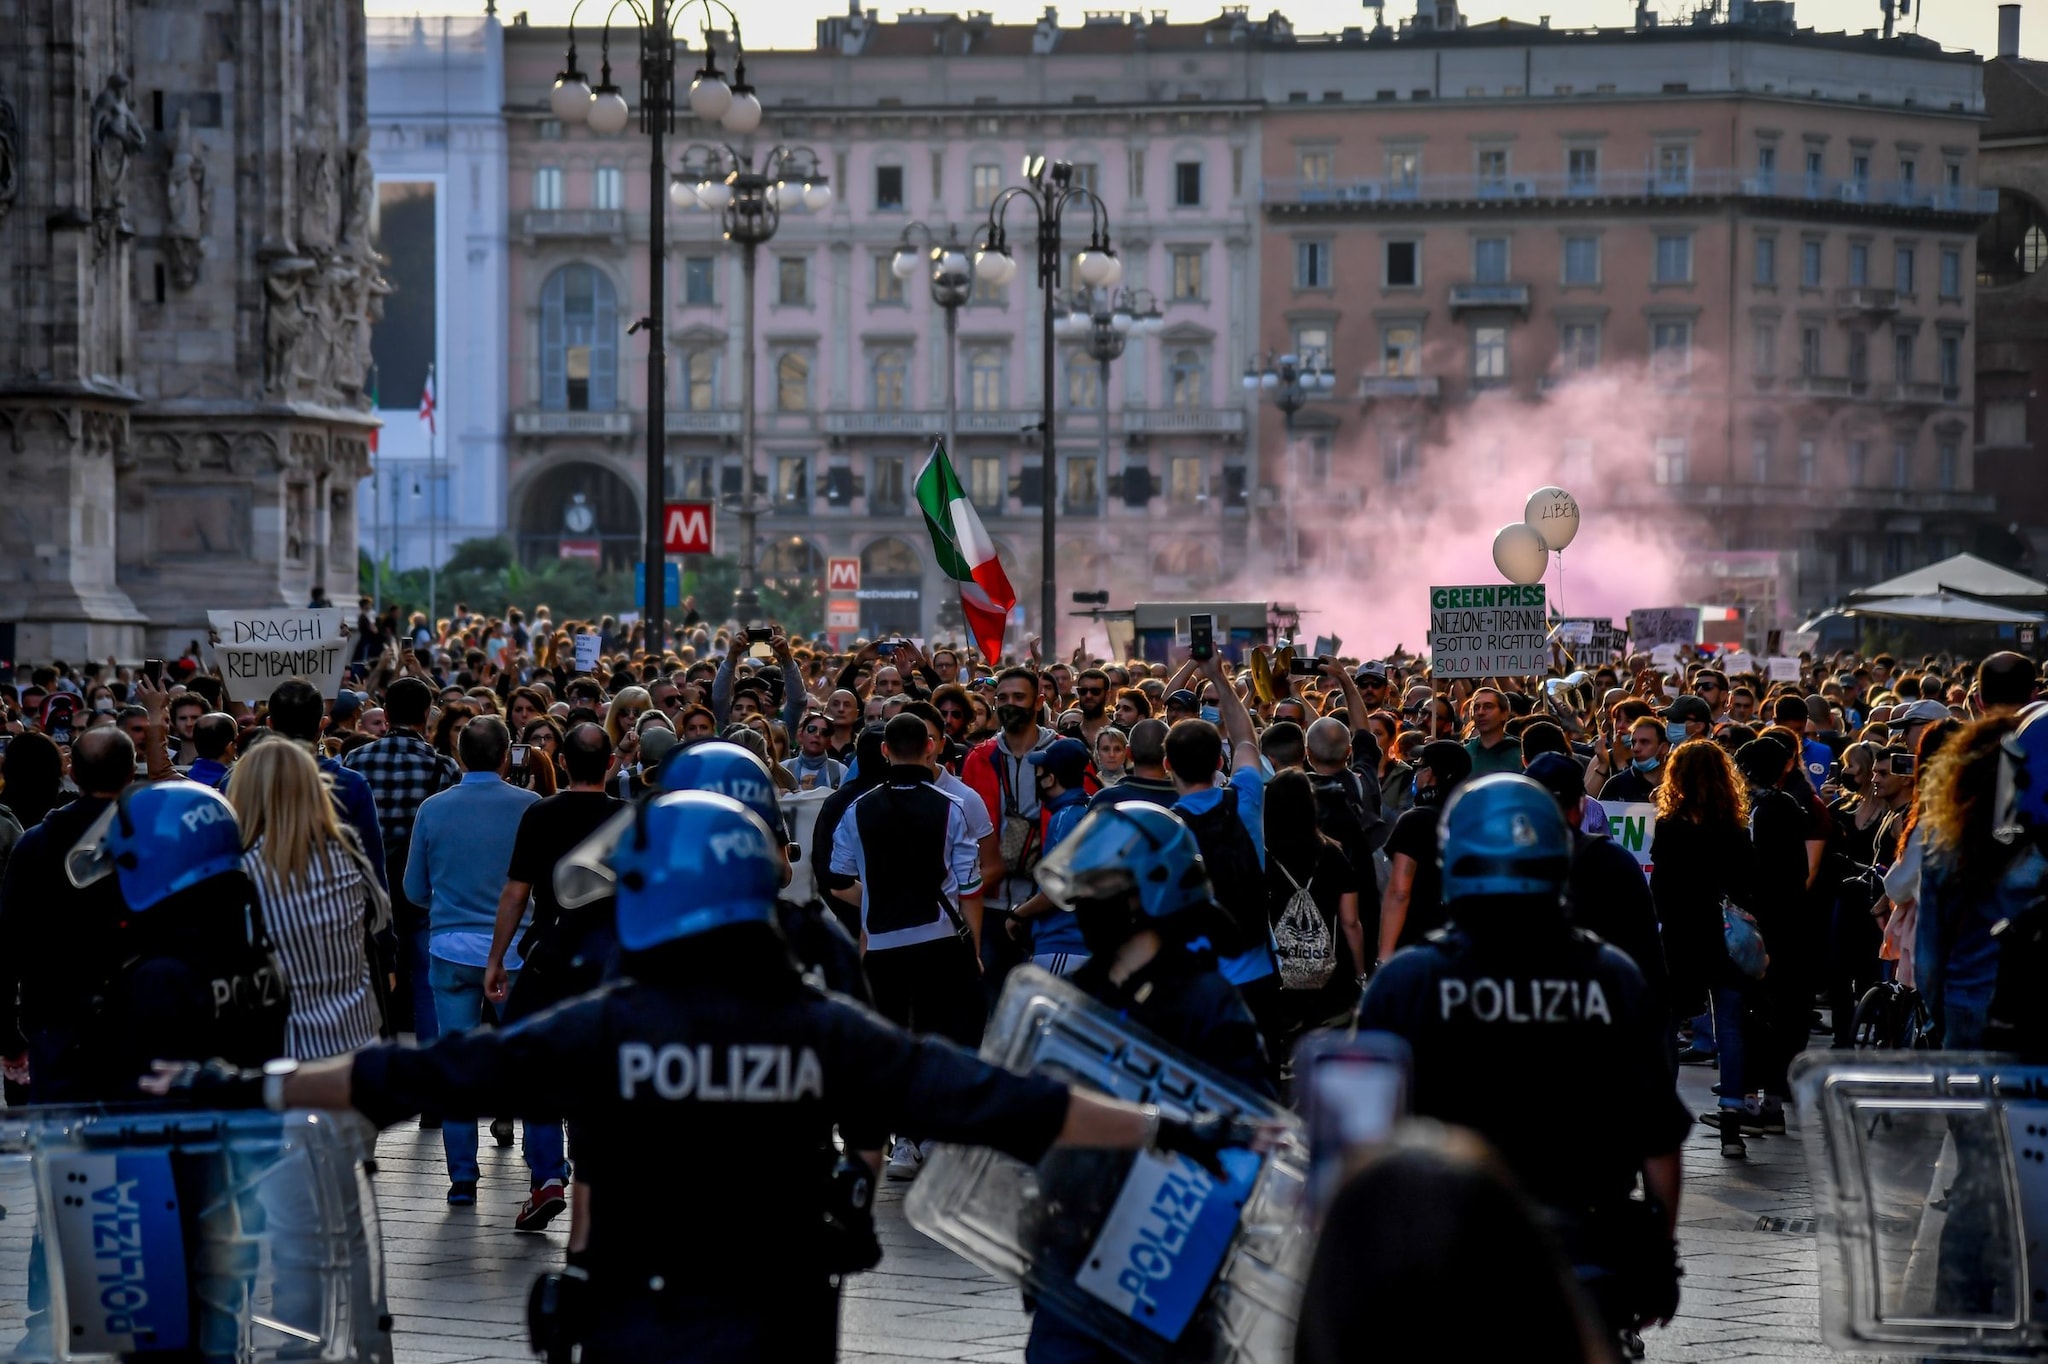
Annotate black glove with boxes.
[150,1059,267,1109]
[1153,1111,1263,1181]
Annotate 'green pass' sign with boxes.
[1429,584,1548,677]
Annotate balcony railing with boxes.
[1835,287,1899,315]
[1123,408,1245,434]
[1448,282,1531,313]
[665,410,742,434]
[520,209,626,240]
[1881,380,1955,407]
[1262,170,1997,215]
[821,411,947,436]
[1785,375,1853,398]
[1358,374,1442,400]
[510,409,632,436]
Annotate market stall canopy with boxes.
[1848,553,2048,602]
[1830,592,2046,626]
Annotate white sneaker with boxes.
[885,1136,923,1181]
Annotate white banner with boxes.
[1766,656,1802,684]
[782,787,834,907]
[1598,800,1658,877]
[207,608,348,702]
[1428,584,1548,678]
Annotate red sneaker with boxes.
[514,1179,568,1232]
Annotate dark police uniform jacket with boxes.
[1357,921,1689,1214]
[349,927,1066,1282]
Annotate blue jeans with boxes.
[1710,986,1748,1110]
[428,956,567,1186]
[406,919,438,1045]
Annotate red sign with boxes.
[827,600,861,629]
[827,557,861,593]
[558,539,602,562]
[663,501,715,555]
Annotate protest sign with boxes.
[207,609,348,703]
[1429,584,1548,678]
[1556,617,1623,656]
[1722,650,1756,676]
[573,633,602,673]
[1598,801,1657,877]
[1766,656,1802,684]
[1627,606,1699,651]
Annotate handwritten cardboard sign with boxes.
[207,609,348,702]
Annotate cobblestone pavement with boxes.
[353,1059,1843,1364]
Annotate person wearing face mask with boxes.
[1376,740,1474,966]
[1822,741,1887,1048]
[1002,738,1096,977]
[961,668,1059,984]
[1598,716,1670,804]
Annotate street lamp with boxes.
[1056,286,1162,514]
[543,0,816,645]
[975,157,1118,657]
[676,143,830,620]
[1243,348,1335,570]
[890,222,975,460]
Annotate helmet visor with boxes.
[1035,852,1137,912]
[64,803,120,891]
[553,807,634,909]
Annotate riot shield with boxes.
[905,965,1312,1364]
[0,1106,391,1363]
[1289,1031,1411,1224]
[1791,1050,2048,1360]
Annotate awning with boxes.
[1833,592,2046,626]
[1848,553,2048,601]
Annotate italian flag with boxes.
[916,441,1015,664]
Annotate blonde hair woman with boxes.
[605,685,652,747]
[231,738,388,1059]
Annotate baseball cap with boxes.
[1355,661,1391,685]
[332,689,365,718]
[1894,698,1951,726]
[1523,752,1586,806]
[1027,736,1092,785]
[638,727,682,767]
[1165,688,1199,712]
[1662,695,1712,726]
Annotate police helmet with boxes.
[1036,804,1211,921]
[65,781,244,911]
[654,739,782,833]
[1437,772,1572,902]
[609,791,782,951]
[1996,704,2048,840]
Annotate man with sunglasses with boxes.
[783,713,849,792]
[1072,667,1114,748]
[1690,669,1730,723]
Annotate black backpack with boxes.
[1179,789,1268,960]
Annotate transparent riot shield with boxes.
[1289,1031,1411,1224]
[905,965,1312,1364]
[1791,1050,2048,1360]
[0,1106,391,1363]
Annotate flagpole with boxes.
[371,366,383,616]
[426,363,438,628]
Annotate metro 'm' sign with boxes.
[826,557,861,592]
[663,502,714,555]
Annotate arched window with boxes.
[1168,348,1205,411]
[777,351,811,412]
[539,265,618,411]
[682,350,718,411]
[862,537,922,577]
[968,349,1006,412]
[1065,351,1101,410]
[872,349,908,411]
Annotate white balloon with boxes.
[1492,523,1550,586]
[1523,485,1580,552]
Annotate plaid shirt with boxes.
[340,730,459,851]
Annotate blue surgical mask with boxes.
[1200,705,1220,724]
[1633,756,1662,775]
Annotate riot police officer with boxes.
[152,791,1250,1364]
[1356,773,1689,1343]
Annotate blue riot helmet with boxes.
[1036,804,1212,921]
[1995,703,2048,841]
[1437,772,1572,904]
[64,781,244,911]
[655,739,783,834]
[608,791,782,951]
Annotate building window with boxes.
[1892,439,1911,488]
[1168,348,1205,410]
[971,163,1001,210]
[1294,324,1333,372]
[1939,441,1958,490]
[776,256,809,306]
[1382,323,1420,376]
[776,456,810,506]
[871,456,907,512]
[1848,331,1869,387]
[969,455,1004,507]
[1170,248,1206,301]
[1751,434,1771,482]
[1802,239,1824,288]
[1066,352,1101,409]
[1066,456,1099,508]
[1893,332,1914,382]
[1473,237,1509,284]
[1383,434,1417,484]
[1940,335,1961,391]
[1852,153,1871,186]
[683,256,716,306]
[775,351,811,411]
[1848,242,1869,287]
[537,119,564,141]
[1476,148,1508,188]
[1747,325,1774,382]
[1755,143,1777,190]
[968,349,1005,411]
[1472,325,1508,382]
[971,268,1005,305]
[594,165,623,210]
[1800,326,1823,377]
[1895,245,1916,295]
[1754,235,1777,286]
[1797,438,1817,485]
[1653,234,1692,284]
[1567,147,1598,191]
[1174,161,1203,207]
[1169,455,1204,506]
[1650,319,1691,382]
[1298,149,1334,184]
[873,254,904,305]
[1653,436,1688,484]
[1296,240,1333,289]
[677,456,715,499]
[1384,239,1420,288]
[1387,149,1420,190]
[1940,248,1962,299]
[533,165,564,210]
[871,348,908,411]
[1899,157,1917,188]
[1805,148,1825,191]
[1069,163,1098,192]
[539,264,617,412]
[1560,322,1599,373]
[1562,236,1599,285]
[1128,148,1146,198]
[875,163,904,210]
[682,350,718,411]
[1847,439,1868,485]
[1656,144,1692,190]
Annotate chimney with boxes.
[1999,2,2020,58]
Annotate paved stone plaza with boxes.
[364,1063,1838,1364]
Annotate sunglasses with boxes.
[1076,687,1105,696]
[657,695,683,708]
[801,726,830,736]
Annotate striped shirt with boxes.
[242,840,383,1060]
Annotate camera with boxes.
[1287,657,1327,677]
[143,658,164,684]
[509,744,530,769]
[746,626,774,643]
[1188,613,1215,662]
[1888,750,1917,777]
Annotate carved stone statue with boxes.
[264,261,312,394]
[341,127,375,256]
[90,73,149,252]
[0,83,18,223]
[296,144,337,251]
[163,110,210,289]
